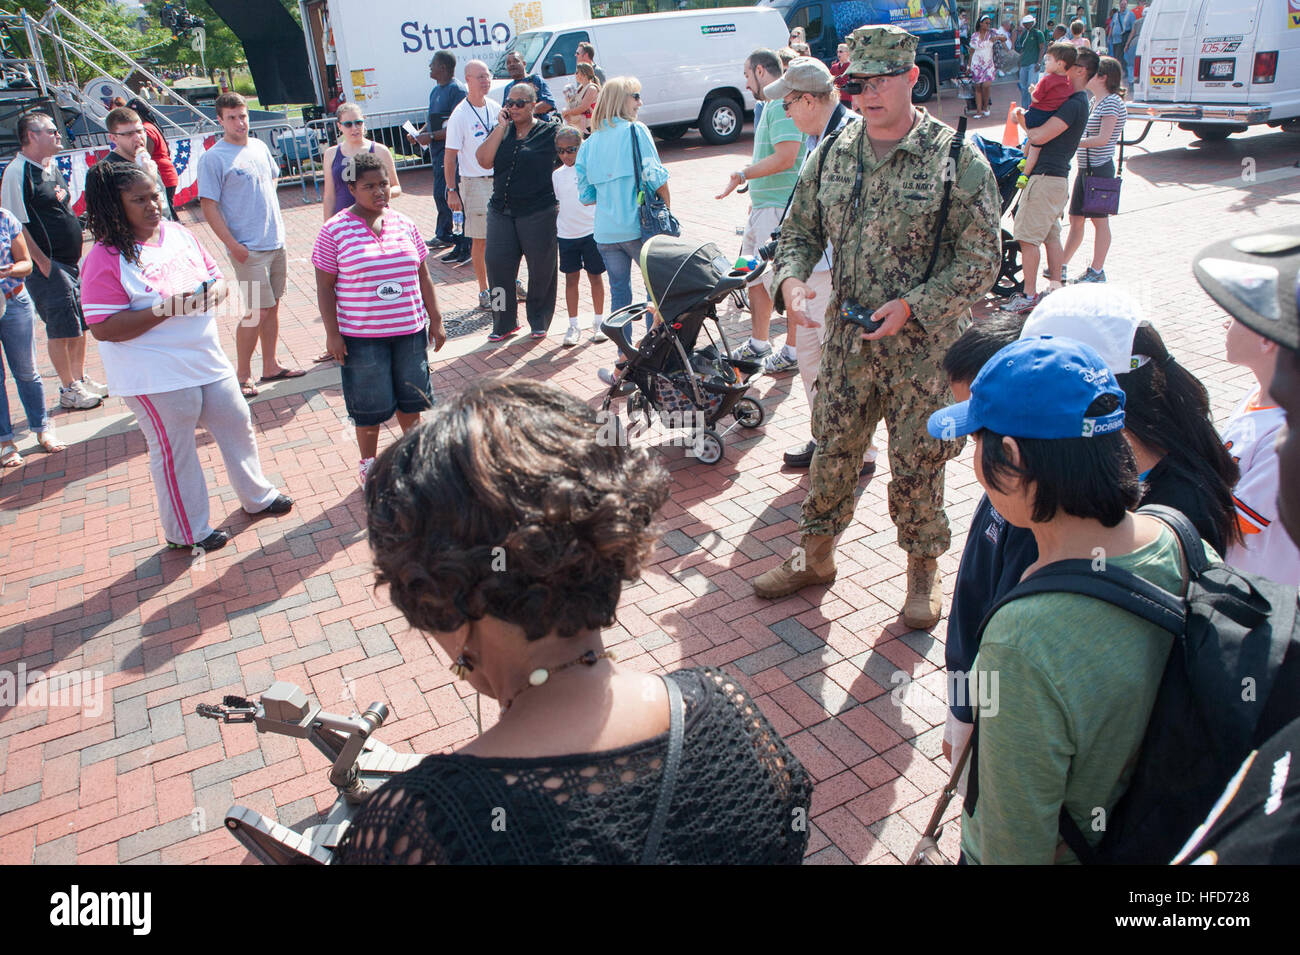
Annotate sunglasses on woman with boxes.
[629,92,642,100]
[556,145,579,154]
[504,99,533,108]
[338,119,364,128]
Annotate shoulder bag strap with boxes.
[919,733,972,841]
[922,114,967,283]
[641,673,685,864]
[629,123,643,200]
[1117,113,1125,175]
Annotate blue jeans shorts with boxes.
[339,329,433,427]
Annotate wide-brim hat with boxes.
[1193,225,1300,351]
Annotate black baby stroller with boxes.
[599,235,767,466]
[973,135,1027,298]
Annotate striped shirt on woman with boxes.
[1077,92,1126,168]
[311,208,429,337]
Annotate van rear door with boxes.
[1139,0,1195,101]
[1187,0,1261,103]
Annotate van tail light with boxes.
[1133,55,1141,83]
[1253,51,1277,84]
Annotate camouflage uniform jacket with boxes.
[771,108,1001,335]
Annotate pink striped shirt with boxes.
[311,208,429,337]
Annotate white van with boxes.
[487,8,790,144]
[1128,0,1300,141]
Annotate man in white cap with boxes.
[1016,14,1047,109]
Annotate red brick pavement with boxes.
[1,100,1298,864]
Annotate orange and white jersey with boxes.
[1221,390,1300,587]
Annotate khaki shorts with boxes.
[229,247,287,312]
[460,175,493,240]
[740,205,784,291]
[1012,174,1069,246]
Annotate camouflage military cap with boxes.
[845,24,918,76]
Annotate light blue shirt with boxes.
[574,119,669,245]
[197,138,285,251]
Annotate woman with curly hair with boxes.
[80,162,292,553]
[336,379,812,864]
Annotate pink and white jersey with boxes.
[310,208,429,338]
[1221,390,1300,587]
[80,222,232,397]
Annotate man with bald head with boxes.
[443,59,500,307]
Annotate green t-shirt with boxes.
[1019,28,1046,67]
[748,99,805,209]
[960,524,1218,865]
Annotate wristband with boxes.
[901,300,912,319]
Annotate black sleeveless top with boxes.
[335,666,812,864]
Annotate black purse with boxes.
[630,124,681,239]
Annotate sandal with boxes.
[0,442,21,468]
[36,430,65,453]
[240,380,259,399]
[259,367,307,383]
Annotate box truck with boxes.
[1128,0,1300,141]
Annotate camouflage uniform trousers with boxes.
[801,311,966,557]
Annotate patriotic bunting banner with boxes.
[54,132,219,213]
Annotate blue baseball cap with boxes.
[927,337,1126,440]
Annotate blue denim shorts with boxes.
[339,329,433,427]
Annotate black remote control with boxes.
[840,300,885,334]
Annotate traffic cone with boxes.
[1001,102,1021,148]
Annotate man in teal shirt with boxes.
[717,48,805,374]
[1016,14,1046,109]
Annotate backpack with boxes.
[968,504,1300,865]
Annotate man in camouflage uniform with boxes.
[753,24,1001,630]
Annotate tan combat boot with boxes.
[901,555,942,630]
[753,535,837,599]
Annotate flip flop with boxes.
[259,368,307,383]
[36,431,66,453]
[240,380,259,399]
[0,443,21,468]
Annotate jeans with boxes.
[338,329,434,427]
[0,290,49,442]
[486,205,559,335]
[598,238,650,349]
[1017,65,1039,109]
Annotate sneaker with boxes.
[487,326,520,343]
[597,367,618,385]
[448,247,472,266]
[563,324,582,347]
[590,317,607,343]
[1074,267,1107,283]
[439,247,463,264]
[530,329,547,340]
[358,457,375,486]
[426,237,452,250]
[59,381,102,410]
[478,290,491,310]
[81,376,109,396]
[515,280,526,300]
[167,529,229,553]
[252,493,294,516]
[763,349,798,375]
[999,292,1040,314]
[1041,265,1068,282]
[730,340,772,362]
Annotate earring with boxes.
[451,650,473,680]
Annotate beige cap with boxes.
[763,56,834,101]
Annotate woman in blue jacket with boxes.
[575,76,671,384]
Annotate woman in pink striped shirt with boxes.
[313,151,447,484]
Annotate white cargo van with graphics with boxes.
[1128,0,1300,141]
[487,8,790,145]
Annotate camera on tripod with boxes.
[160,2,205,38]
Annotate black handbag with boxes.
[630,124,681,239]
[1080,132,1123,217]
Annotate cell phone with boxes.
[840,300,885,334]
[192,279,213,298]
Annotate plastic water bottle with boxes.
[452,210,464,236]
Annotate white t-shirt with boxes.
[802,109,857,274]
[80,222,233,397]
[444,97,500,178]
[552,163,595,240]
[1220,390,1300,587]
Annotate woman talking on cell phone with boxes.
[80,161,293,554]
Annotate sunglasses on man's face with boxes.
[841,70,907,96]
[504,99,533,109]
[556,145,579,154]
[339,119,363,128]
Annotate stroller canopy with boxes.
[639,236,748,326]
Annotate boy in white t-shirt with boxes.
[1220,316,1300,586]
[551,125,606,346]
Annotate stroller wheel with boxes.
[994,227,1024,298]
[691,429,724,466]
[732,397,765,429]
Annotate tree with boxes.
[3,1,174,79]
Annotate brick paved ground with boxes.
[1,91,1297,864]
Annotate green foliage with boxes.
[3,0,174,78]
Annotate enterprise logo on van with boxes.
[701,23,736,35]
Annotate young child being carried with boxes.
[1014,41,1078,188]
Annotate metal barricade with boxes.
[304,105,433,195]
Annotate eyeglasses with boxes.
[556,145,579,154]
[841,70,907,96]
[109,127,145,137]
[504,98,534,108]
[338,119,364,128]
[781,93,805,111]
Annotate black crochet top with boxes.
[334,666,812,864]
